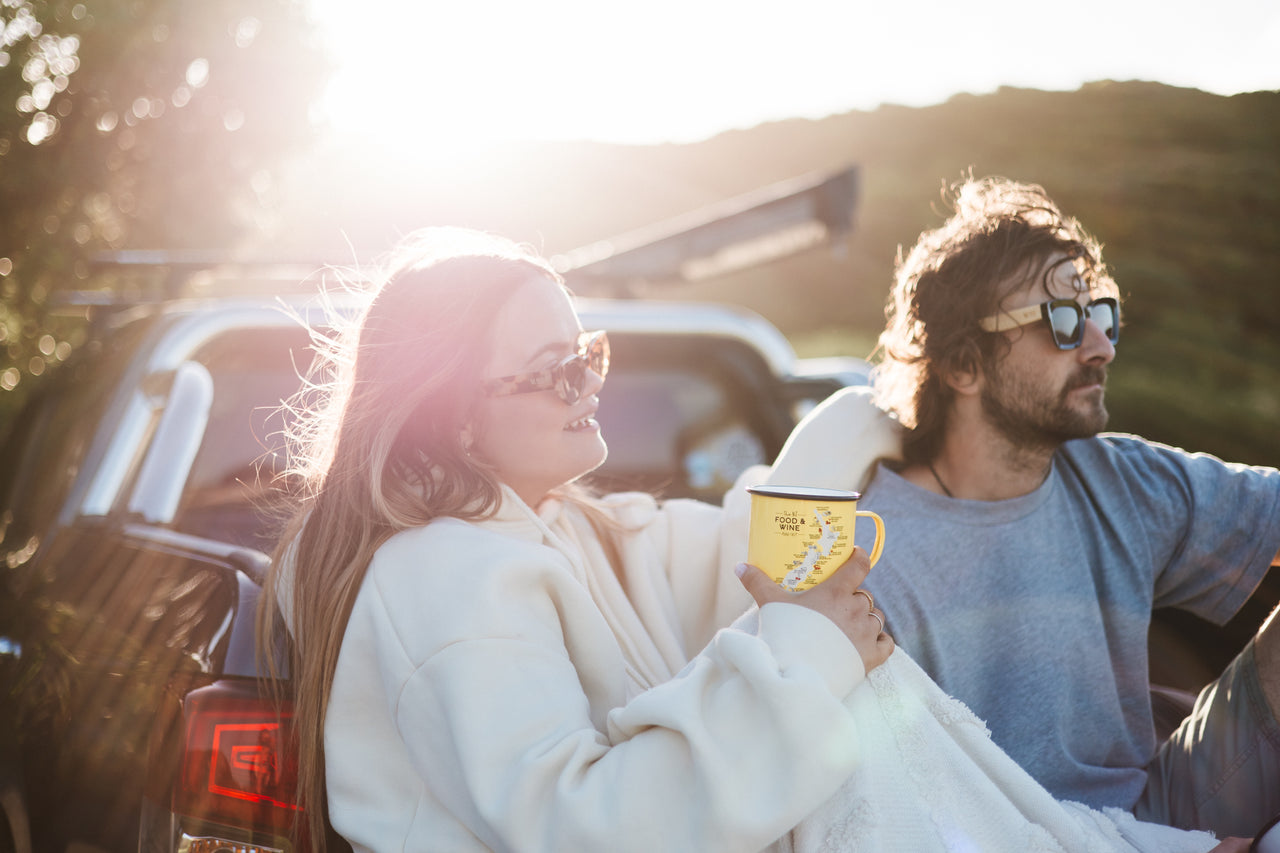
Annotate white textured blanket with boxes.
[777,650,1219,853]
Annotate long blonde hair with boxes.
[258,228,569,849]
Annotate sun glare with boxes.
[309,0,940,151]
[311,0,621,155]
[308,0,1280,156]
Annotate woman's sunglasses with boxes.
[979,297,1120,350]
[483,330,610,405]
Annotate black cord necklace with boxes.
[928,460,955,498]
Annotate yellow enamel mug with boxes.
[746,485,885,591]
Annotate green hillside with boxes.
[489,81,1280,470]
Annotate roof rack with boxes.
[557,164,859,296]
[47,252,341,316]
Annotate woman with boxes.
[260,228,891,851]
[260,228,1244,852]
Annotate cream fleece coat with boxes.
[323,489,873,852]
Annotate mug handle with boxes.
[1253,810,1280,852]
[856,510,885,567]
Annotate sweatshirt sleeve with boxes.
[370,527,867,853]
[767,385,904,493]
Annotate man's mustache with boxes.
[1066,365,1108,391]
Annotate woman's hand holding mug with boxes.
[735,549,894,671]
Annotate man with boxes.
[740,176,1280,837]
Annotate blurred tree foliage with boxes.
[0,0,326,423]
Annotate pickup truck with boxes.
[2,164,1273,852]
[0,169,869,852]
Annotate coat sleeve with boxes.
[371,526,867,853]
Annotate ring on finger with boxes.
[853,589,875,610]
[870,611,885,634]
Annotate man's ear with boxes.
[942,347,983,397]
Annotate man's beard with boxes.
[980,361,1110,451]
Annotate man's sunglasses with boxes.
[979,297,1120,350]
[483,330,610,405]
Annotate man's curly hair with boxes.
[872,176,1117,465]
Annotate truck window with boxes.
[0,320,150,556]
[172,326,314,549]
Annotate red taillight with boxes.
[175,680,301,835]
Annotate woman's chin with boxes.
[570,439,609,484]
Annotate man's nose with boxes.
[1078,314,1116,364]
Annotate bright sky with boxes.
[309,0,1280,149]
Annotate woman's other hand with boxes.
[735,549,894,671]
